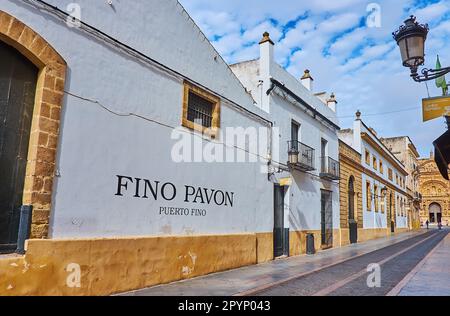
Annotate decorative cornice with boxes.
[361,132,408,176]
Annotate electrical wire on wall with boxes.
[21,0,282,173]
[64,90,270,163]
[25,0,342,185]
[23,0,271,128]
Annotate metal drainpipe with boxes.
[16,205,33,255]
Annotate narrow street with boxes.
[120,229,450,296]
[252,229,448,296]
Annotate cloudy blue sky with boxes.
[179,0,450,157]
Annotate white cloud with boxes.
[411,1,450,23]
[318,13,361,34]
[328,27,367,57]
[179,0,449,156]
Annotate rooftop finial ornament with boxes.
[259,32,274,45]
[301,69,312,80]
[356,110,361,120]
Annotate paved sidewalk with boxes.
[398,231,450,296]
[118,230,426,296]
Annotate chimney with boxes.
[301,69,314,91]
[326,92,337,112]
[259,32,274,113]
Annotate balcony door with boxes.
[0,41,38,250]
[321,138,328,171]
[291,120,299,151]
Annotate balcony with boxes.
[287,141,315,172]
[320,156,340,180]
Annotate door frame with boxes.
[389,193,395,233]
[429,203,442,223]
[273,184,289,258]
[0,41,39,248]
[0,11,67,240]
[321,189,333,249]
[348,176,357,244]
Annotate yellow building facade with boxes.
[339,140,363,246]
[338,115,414,246]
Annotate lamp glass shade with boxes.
[393,16,429,69]
[398,35,425,67]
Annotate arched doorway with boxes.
[0,10,67,246]
[0,41,38,249]
[348,176,357,244]
[429,203,442,223]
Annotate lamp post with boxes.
[393,16,450,82]
[393,16,450,180]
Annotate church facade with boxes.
[419,154,450,225]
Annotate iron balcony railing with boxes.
[320,156,340,180]
[414,191,423,202]
[287,140,315,171]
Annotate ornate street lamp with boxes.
[393,16,450,82]
[394,16,450,180]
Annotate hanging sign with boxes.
[279,177,292,186]
[422,96,450,122]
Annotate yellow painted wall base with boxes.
[289,229,342,256]
[256,233,273,263]
[0,233,268,296]
[357,227,410,243]
[0,227,414,296]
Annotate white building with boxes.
[231,32,341,257]
[339,113,409,239]
[0,0,274,295]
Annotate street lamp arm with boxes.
[411,66,450,82]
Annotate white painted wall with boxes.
[270,93,340,232]
[358,123,408,229]
[231,39,341,235]
[2,0,274,238]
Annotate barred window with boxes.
[365,150,370,165]
[374,185,379,212]
[182,82,220,138]
[187,92,213,128]
[366,181,372,211]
